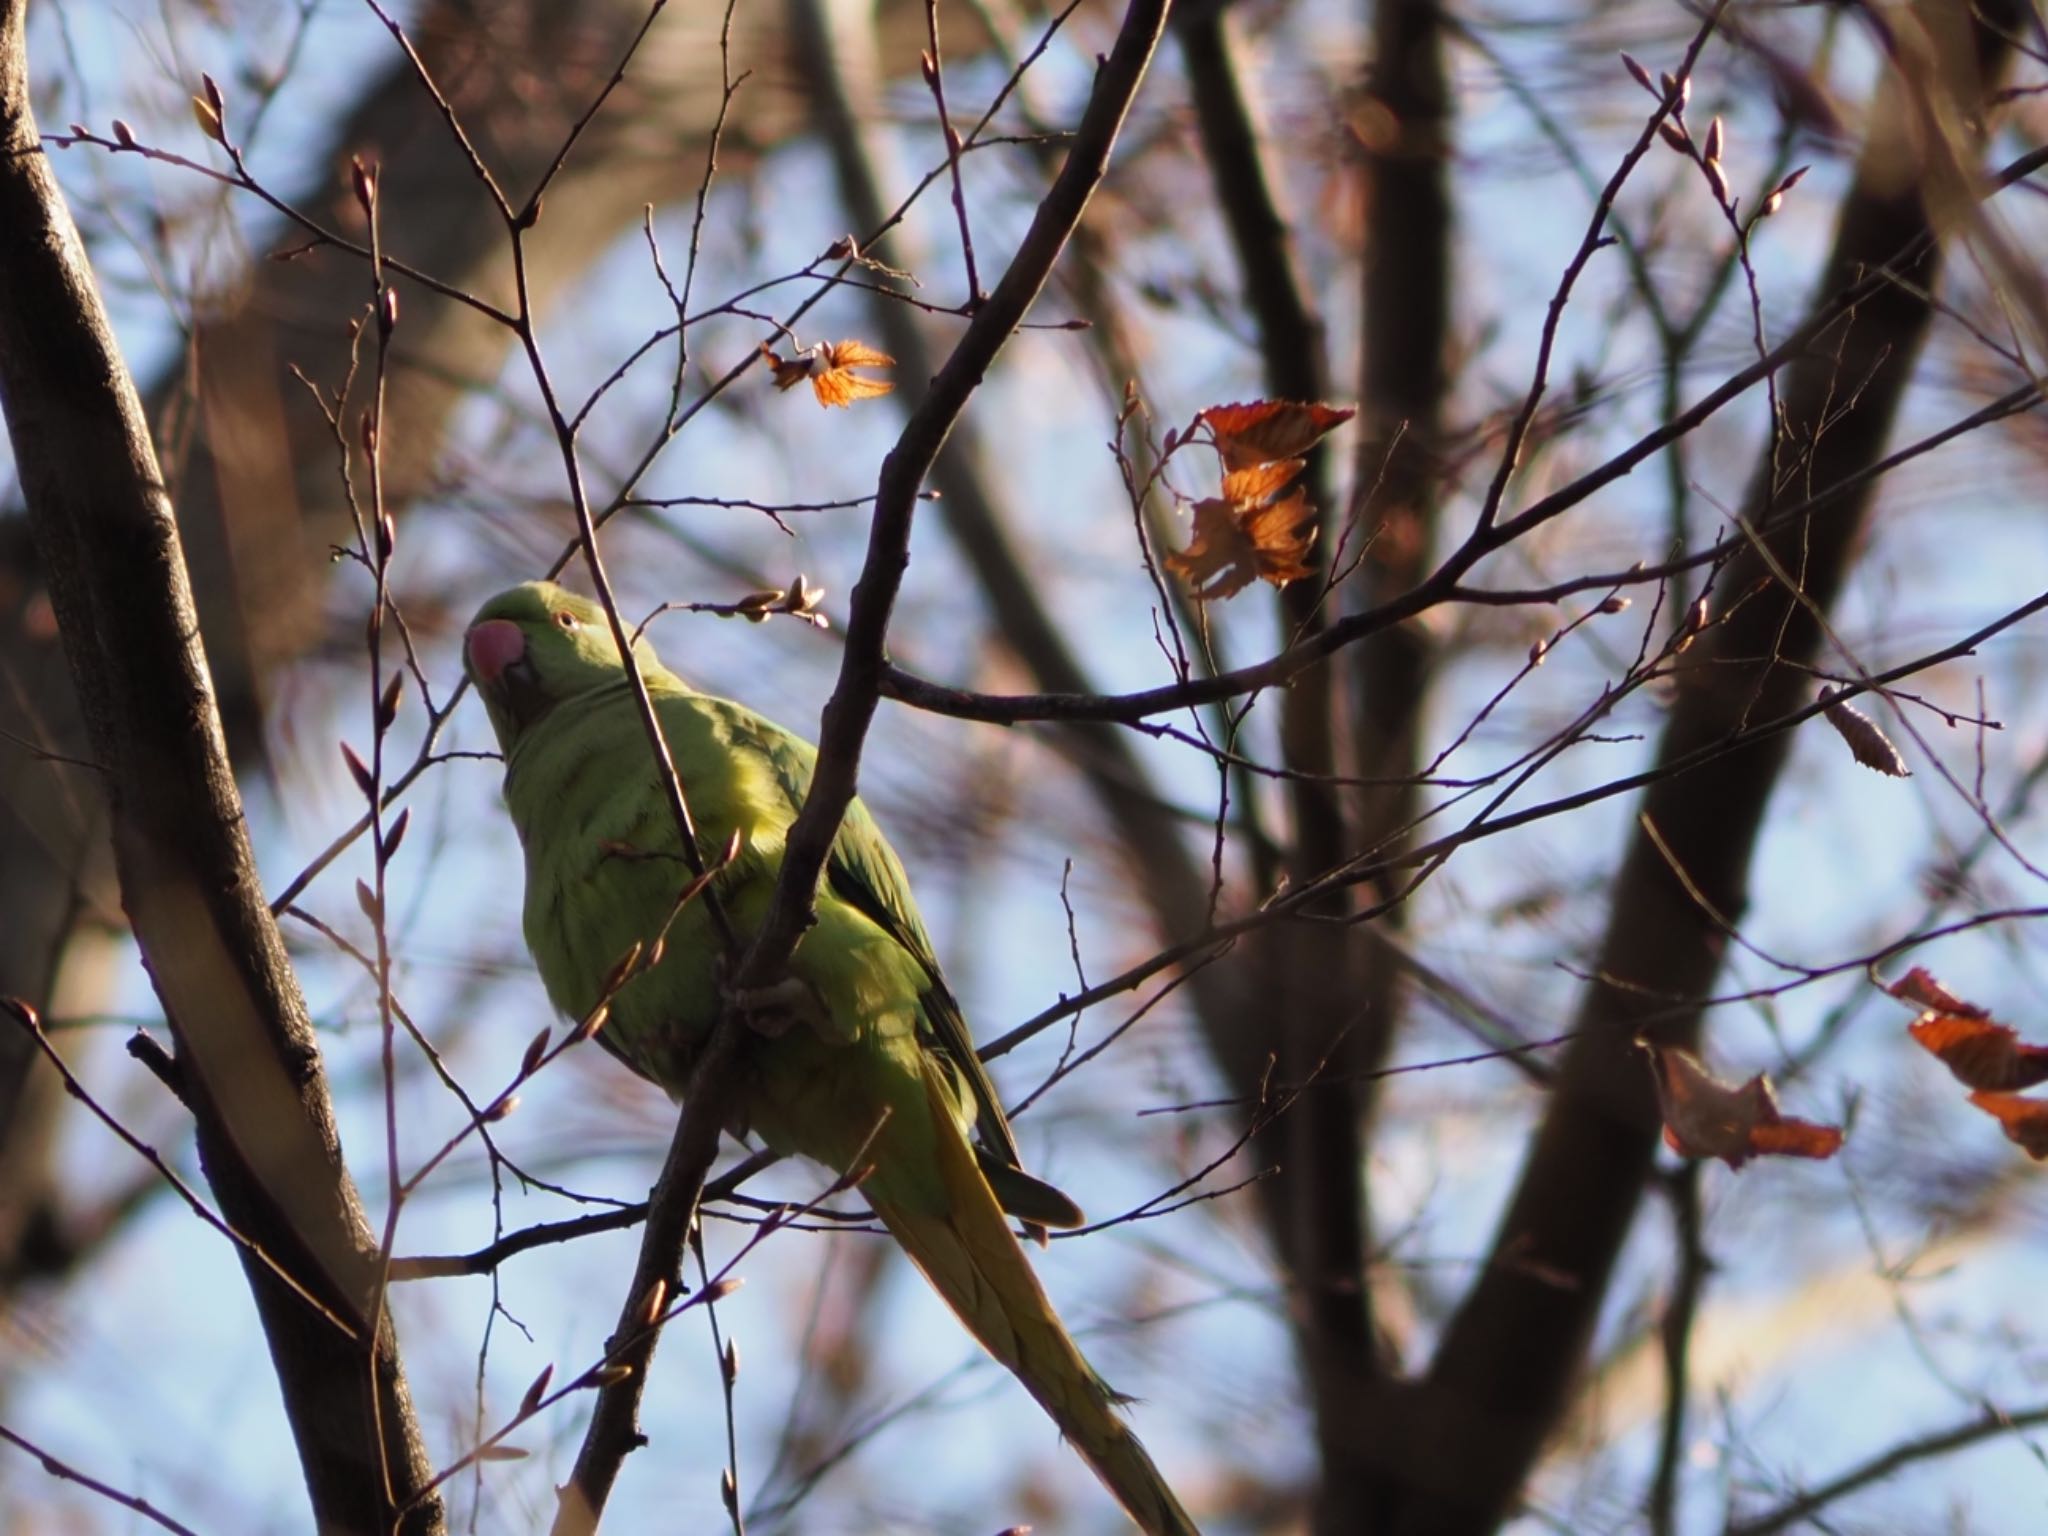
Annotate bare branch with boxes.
[0,2,441,1522]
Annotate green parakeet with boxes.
[465,581,1199,1536]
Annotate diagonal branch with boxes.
[1723,1399,2048,1536]
[739,0,1173,986]
[555,0,1174,1520]
[790,0,1243,1006]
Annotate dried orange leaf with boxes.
[1198,400,1355,470]
[1164,488,1318,600]
[808,339,895,409]
[821,339,892,369]
[1219,458,1306,506]
[1885,966,1988,1019]
[1238,488,1318,583]
[1966,1090,2048,1159]
[1641,1040,1843,1169]
[1164,499,1260,600]
[758,337,893,404]
[1907,1013,2048,1091]
[810,369,894,409]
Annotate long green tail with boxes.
[862,1065,1201,1536]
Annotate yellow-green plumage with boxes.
[466,581,1198,1536]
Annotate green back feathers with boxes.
[462,581,1067,1219]
[467,582,1185,1529]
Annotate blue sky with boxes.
[8,2,2048,1532]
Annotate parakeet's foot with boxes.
[722,974,831,1039]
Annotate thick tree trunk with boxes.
[0,5,442,1526]
[1378,6,2024,1530]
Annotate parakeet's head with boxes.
[464,582,665,750]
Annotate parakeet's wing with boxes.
[705,699,1027,1170]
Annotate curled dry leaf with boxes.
[1965,1091,2048,1159]
[1640,1039,1844,1169]
[761,343,814,392]
[1165,398,1354,599]
[1819,688,1909,777]
[1165,486,1318,600]
[1220,459,1304,504]
[810,340,895,408]
[760,339,895,409]
[1888,965,2048,1094]
[1197,399,1354,470]
[1908,1013,2048,1092]
[1885,966,1987,1018]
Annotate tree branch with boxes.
[0,4,441,1527]
[555,0,1173,1518]
[1723,1400,2048,1536]
[1385,8,2028,1531]
[737,0,1173,988]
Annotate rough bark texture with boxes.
[1374,6,2022,1530]
[0,4,441,1528]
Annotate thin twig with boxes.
[0,1422,201,1536]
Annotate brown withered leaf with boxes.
[1240,489,1318,582]
[1641,1040,1844,1169]
[1219,458,1305,504]
[1165,486,1318,600]
[1885,966,1989,1019]
[1908,1013,2048,1092]
[1966,1090,2048,1159]
[760,339,895,408]
[1198,400,1355,470]
[1819,688,1909,777]
[760,342,814,391]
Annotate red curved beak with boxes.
[465,619,527,687]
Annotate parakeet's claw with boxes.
[722,974,831,1039]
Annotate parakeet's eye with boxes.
[554,610,579,630]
